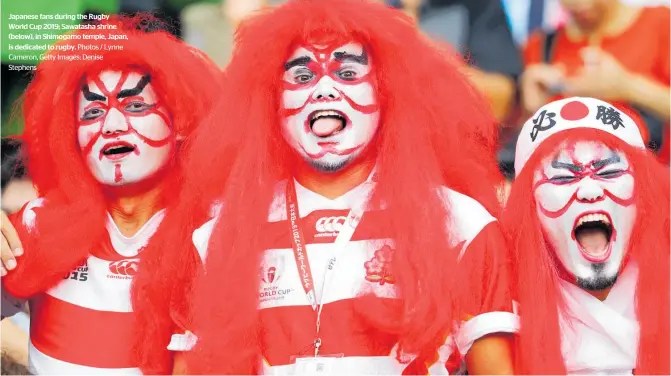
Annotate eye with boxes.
[597,169,624,179]
[125,101,152,113]
[549,175,578,183]
[81,107,106,121]
[337,69,357,81]
[293,70,314,84]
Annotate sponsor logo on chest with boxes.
[107,259,139,280]
[314,215,347,238]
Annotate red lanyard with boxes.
[285,179,365,356]
[286,179,318,310]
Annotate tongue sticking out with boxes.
[311,118,343,137]
[576,228,609,255]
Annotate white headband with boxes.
[514,97,646,176]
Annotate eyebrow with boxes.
[82,84,106,101]
[284,56,312,71]
[551,160,582,173]
[117,75,151,99]
[592,154,621,169]
[333,50,368,65]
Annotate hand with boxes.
[520,63,566,114]
[564,47,632,101]
[1,211,23,277]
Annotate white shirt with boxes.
[559,263,639,374]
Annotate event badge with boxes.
[293,354,344,375]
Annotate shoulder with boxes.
[641,6,670,25]
[191,201,222,262]
[522,27,567,64]
[438,187,497,249]
[522,31,545,64]
[191,180,288,261]
[15,198,46,232]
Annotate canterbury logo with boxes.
[108,260,139,276]
[315,216,347,233]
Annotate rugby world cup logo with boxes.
[260,254,286,285]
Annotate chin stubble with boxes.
[576,262,619,291]
[305,153,355,173]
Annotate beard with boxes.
[575,262,619,291]
[305,153,357,173]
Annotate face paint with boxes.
[280,42,380,172]
[77,70,174,186]
[533,141,636,290]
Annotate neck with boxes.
[568,2,634,41]
[294,155,376,200]
[585,287,612,301]
[105,183,164,237]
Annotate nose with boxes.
[311,76,340,101]
[576,177,605,202]
[101,108,129,136]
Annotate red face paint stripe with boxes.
[301,145,362,159]
[604,188,635,207]
[335,88,378,114]
[537,191,578,218]
[114,164,122,183]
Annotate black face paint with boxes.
[82,84,106,102]
[592,154,621,170]
[596,105,625,130]
[530,110,557,141]
[551,160,582,173]
[333,50,368,65]
[117,75,151,99]
[284,56,312,71]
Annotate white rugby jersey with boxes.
[558,263,639,374]
[16,199,165,374]
[172,179,518,374]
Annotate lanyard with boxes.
[285,179,363,356]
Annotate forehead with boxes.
[286,42,365,62]
[551,140,619,164]
[83,70,152,95]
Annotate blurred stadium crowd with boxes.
[0,0,669,374]
[3,0,669,166]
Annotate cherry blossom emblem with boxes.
[364,245,395,285]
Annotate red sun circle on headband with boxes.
[560,100,590,121]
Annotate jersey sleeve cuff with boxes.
[456,311,519,356]
[166,331,198,352]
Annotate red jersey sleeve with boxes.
[523,32,545,66]
[2,202,44,298]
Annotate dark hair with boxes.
[1,138,27,192]
[1,353,31,375]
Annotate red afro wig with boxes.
[503,128,670,374]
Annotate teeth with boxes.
[576,213,611,227]
[311,110,344,120]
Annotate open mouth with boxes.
[101,142,136,161]
[308,110,347,138]
[573,212,614,263]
